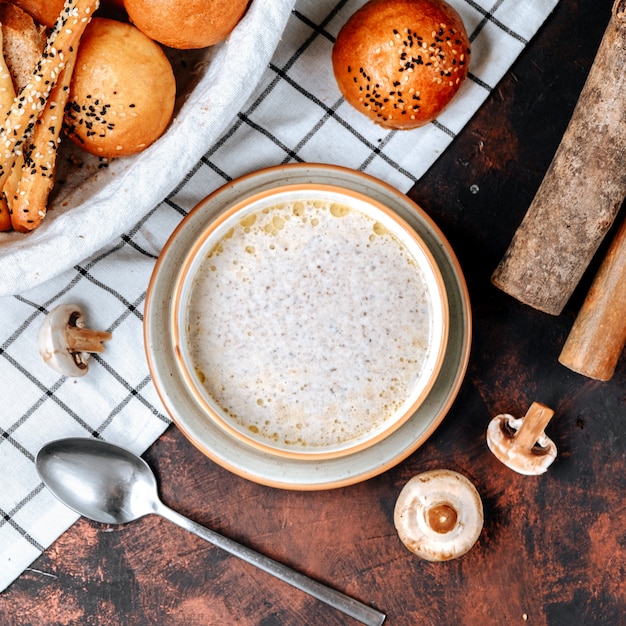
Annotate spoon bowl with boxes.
[36,437,385,626]
[36,437,158,524]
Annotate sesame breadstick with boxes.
[0,197,11,230]
[0,0,99,193]
[2,157,24,218]
[10,48,76,232]
[0,29,17,230]
[0,31,14,122]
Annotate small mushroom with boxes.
[394,469,483,562]
[38,303,112,377]
[486,402,557,475]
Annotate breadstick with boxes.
[0,32,13,118]
[2,156,23,208]
[0,197,10,230]
[10,49,76,231]
[0,0,99,192]
[0,158,21,231]
[0,28,16,231]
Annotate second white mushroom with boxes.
[394,469,484,562]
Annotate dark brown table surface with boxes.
[3,1,625,624]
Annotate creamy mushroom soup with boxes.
[185,195,443,453]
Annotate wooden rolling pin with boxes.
[559,217,626,380]
[492,0,626,315]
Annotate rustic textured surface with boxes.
[2,0,625,624]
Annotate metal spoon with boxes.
[36,437,385,626]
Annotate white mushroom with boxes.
[38,304,112,377]
[486,402,557,475]
[394,469,483,562]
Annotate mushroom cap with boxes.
[38,304,91,377]
[486,413,557,475]
[394,469,483,561]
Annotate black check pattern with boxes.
[0,0,558,591]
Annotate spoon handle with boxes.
[157,503,385,626]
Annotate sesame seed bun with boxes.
[123,0,249,50]
[332,0,471,130]
[64,17,176,158]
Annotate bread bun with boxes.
[332,0,471,130]
[8,0,128,27]
[123,0,248,49]
[63,17,176,158]
[0,1,46,92]
[7,0,65,28]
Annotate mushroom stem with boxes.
[39,303,112,377]
[510,402,555,452]
[66,325,112,353]
[427,502,458,534]
[486,402,558,475]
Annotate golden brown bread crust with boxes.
[63,17,176,157]
[7,0,65,28]
[0,0,46,92]
[332,0,471,130]
[123,0,249,49]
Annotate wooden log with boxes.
[558,217,626,380]
[492,0,626,315]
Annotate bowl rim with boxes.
[170,182,450,461]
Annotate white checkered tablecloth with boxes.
[0,0,559,592]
